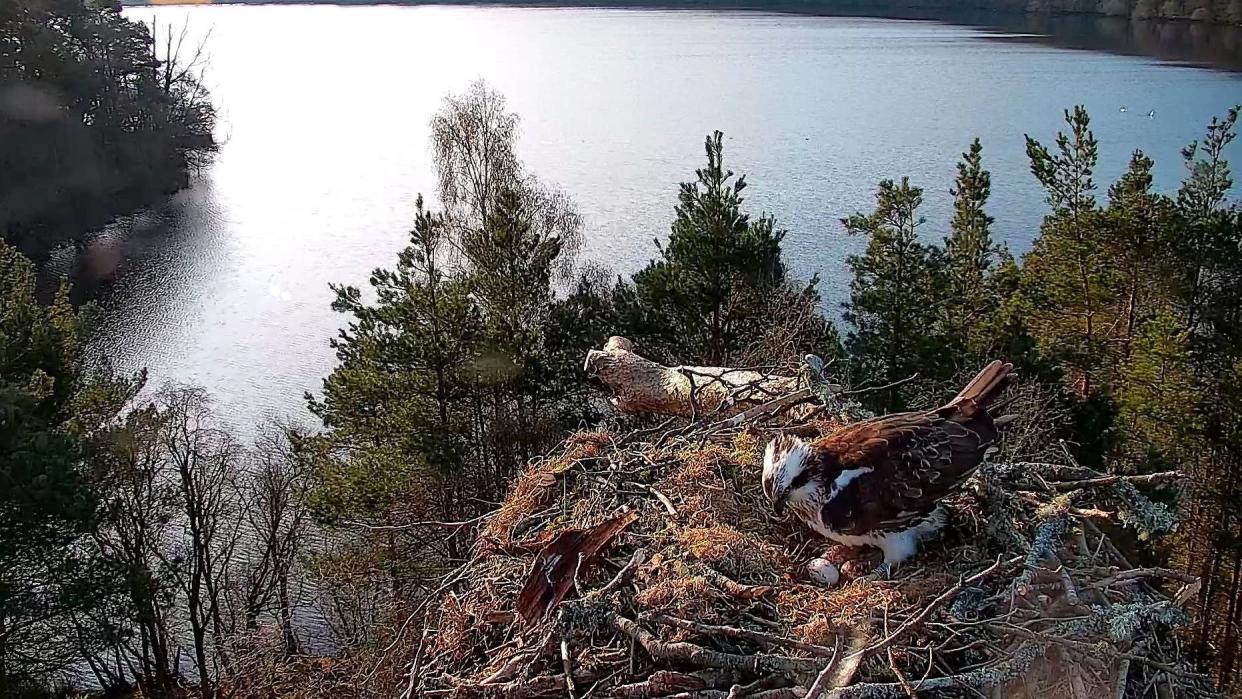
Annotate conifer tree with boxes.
[1102,151,1178,359]
[1173,106,1240,341]
[842,177,946,411]
[624,131,835,365]
[1116,312,1202,473]
[307,196,483,522]
[1021,106,1113,397]
[0,240,137,690]
[942,138,1014,364]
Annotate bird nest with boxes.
[402,416,1212,699]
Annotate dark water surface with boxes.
[47,5,1242,430]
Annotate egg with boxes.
[807,558,841,586]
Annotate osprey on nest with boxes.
[762,360,1016,582]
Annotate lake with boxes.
[53,4,1242,431]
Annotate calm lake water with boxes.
[53,5,1242,430]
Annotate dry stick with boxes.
[647,613,839,658]
[1092,567,1198,589]
[886,647,917,699]
[588,548,648,599]
[632,481,678,516]
[663,690,806,699]
[399,627,431,699]
[343,510,495,531]
[1054,556,1081,606]
[612,670,707,698]
[850,555,1022,663]
[802,638,844,699]
[562,637,577,698]
[1111,656,1131,699]
[1048,471,1183,492]
[611,613,821,677]
[702,387,817,431]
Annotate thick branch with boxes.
[583,336,806,418]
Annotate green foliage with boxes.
[305,84,608,531]
[842,177,945,410]
[1021,107,1116,396]
[0,240,138,690]
[1116,312,1202,472]
[622,131,837,365]
[0,0,215,246]
[942,139,1021,365]
[308,196,483,521]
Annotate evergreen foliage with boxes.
[0,240,138,692]
[842,177,946,410]
[0,0,215,247]
[621,131,838,366]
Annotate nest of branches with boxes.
[393,390,1212,699]
[366,336,1210,698]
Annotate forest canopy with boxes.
[0,0,215,248]
[1,69,1241,697]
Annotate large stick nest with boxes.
[403,391,1212,699]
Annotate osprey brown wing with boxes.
[809,361,1015,536]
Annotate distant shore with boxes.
[119,0,1242,27]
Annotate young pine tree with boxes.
[622,131,837,366]
[306,197,484,523]
[1021,106,1115,397]
[1102,151,1179,360]
[942,138,1015,365]
[842,177,947,411]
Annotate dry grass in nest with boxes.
[677,525,790,583]
[481,431,610,548]
[634,572,730,623]
[775,581,904,634]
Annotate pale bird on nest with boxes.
[762,360,1016,583]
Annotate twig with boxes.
[399,627,430,699]
[1049,471,1183,492]
[886,648,916,699]
[852,556,1021,662]
[633,481,677,516]
[589,548,647,599]
[610,614,821,677]
[1091,567,1198,589]
[647,613,839,657]
[801,637,843,699]
[562,637,577,698]
[842,373,919,397]
[343,510,494,531]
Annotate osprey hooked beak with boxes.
[763,434,807,518]
[772,488,790,517]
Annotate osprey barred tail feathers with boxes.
[762,360,1017,583]
[945,359,1017,418]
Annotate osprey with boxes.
[762,360,1015,577]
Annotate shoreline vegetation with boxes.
[117,0,1242,27]
[2,71,1241,696]
[0,0,217,255]
[5,1,1242,697]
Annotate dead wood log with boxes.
[610,613,822,678]
[612,670,708,698]
[583,336,808,418]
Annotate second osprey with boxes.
[762,360,1015,575]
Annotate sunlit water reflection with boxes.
[45,5,1242,431]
